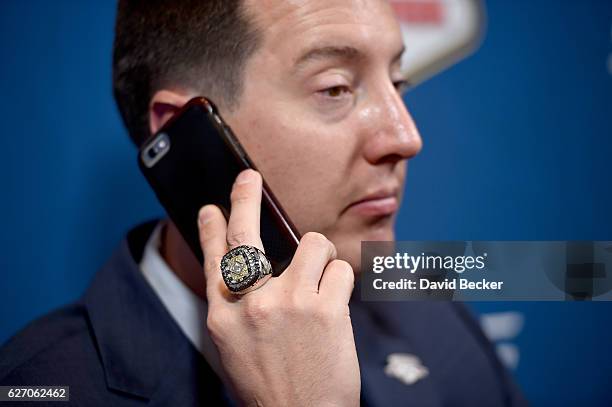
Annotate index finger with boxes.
[198,204,229,305]
[226,169,264,252]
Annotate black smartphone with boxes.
[138,97,300,274]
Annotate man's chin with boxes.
[332,223,395,275]
[364,222,395,241]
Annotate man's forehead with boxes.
[245,0,403,64]
[247,0,395,30]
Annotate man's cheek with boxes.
[285,194,327,234]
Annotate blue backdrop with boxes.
[1,1,611,406]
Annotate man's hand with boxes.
[197,169,360,407]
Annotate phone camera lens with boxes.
[142,133,169,166]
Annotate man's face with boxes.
[222,0,422,272]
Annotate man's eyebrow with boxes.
[293,46,364,70]
[293,44,406,71]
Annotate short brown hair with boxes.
[113,0,261,146]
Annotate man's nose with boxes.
[361,82,423,165]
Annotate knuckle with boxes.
[329,259,354,274]
[205,255,223,274]
[230,184,252,204]
[206,308,230,340]
[284,296,334,325]
[311,303,333,321]
[311,303,343,328]
[302,232,332,251]
[226,229,249,247]
[328,259,355,284]
[206,314,220,334]
[199,227,218,246]
[286,293,311,315]
[242,298,276,326]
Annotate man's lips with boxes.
[344,189,400,217]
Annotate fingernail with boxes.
[198,206,212,226]
[235,170,253,185]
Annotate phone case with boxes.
[138,97,300,274]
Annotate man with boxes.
[0,1,527,405]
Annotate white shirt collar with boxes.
[139,221,224,378]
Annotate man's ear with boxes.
[149,90,194,135]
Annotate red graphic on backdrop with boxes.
[390,0,444,24]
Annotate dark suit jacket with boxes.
[0,221,527,406]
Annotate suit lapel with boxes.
[82,221,225,404]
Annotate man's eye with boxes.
[320,85,351,98]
